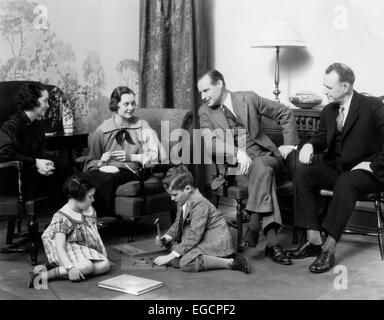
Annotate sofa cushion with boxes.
[115,172,165,197]
[115,192,173,218]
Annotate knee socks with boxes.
[195,255,233,271]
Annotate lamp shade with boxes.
[251,19,305,48]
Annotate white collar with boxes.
[59,203,94,223]
[222,92,235,113]
[340,92,353,113]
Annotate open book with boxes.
[98,274,163,295]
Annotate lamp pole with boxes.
[273,46,281,102]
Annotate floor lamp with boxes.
[251,19,305,102]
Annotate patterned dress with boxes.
[42,204,108,265]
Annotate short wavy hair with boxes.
[63,172,96,201]
[109,86,135,112]
[162,165,194,191]
[325,63,355,85]
[198,70,226,87]
[16,83,47,111]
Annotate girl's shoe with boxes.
[27,272,39,288]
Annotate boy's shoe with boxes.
[230,255,250,274]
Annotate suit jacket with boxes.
[165,189,235,257]
[198,91,299,160]
[308,91,384,181]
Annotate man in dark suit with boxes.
[198,70,299,265]
[287,63,384,273]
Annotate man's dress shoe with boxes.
[265,244,292,265]
[309,250,335,273]
[240,229,259,248]
[285,242,322,259]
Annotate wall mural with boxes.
[0,0,139,136]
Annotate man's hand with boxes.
[236,149,252,176]
[153,253,176,266]
[35,159,55,176]
[299,144,314,165]
[278,145,296,159]
[351,162,373,173]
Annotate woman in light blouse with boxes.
[84,86,165,217]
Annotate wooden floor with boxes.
[0,205,383,300]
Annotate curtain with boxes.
[139,0,207,191]
[139,0,206,120]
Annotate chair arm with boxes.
[0,160,22,170]
[149,163,173,174]
[75,156,88,170]
[0,160,23,198]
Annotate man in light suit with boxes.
[287,63,384,273]
[198,70,299,265]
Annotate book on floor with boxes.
[98,274,164,295]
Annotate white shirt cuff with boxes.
[171,250,181,258]
[163,234,172,242]
[284,145,298,150]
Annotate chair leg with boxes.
[27,216,39,266]
[6,216,16,245]
[236,199,244,253]
[17,216,22,234]
[374,199,384,260]
[292,227,299,244]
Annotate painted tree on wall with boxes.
[82,50,109,134]
[0,0,139,137]
[0,0,38,80]
[116,59,139,96]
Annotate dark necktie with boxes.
[336,106,345,132]
[175,206,184,243]
[221,104,237,123]
[114,128,135,146]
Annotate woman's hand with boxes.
[141,153,152,167]
[110,150,128,162]
[35,159,55,176]
[100,152,112,163]
[68,267,85,282]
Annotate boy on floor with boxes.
[153,165,249,273]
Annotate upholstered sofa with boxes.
[110,108,194,222]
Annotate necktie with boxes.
[175,206,184,243]
[221,105,237,123]
[114,128,135,146]
[336,106,345,132]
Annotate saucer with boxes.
[99,166,119,173]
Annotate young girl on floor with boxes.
[28,172,110,288]
[153,165,249,273]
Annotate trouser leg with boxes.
[322,170,384,241]
[293,164,339,230]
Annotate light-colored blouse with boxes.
[84,115,165,172]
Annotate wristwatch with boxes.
[65,265,74,272]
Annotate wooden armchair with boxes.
[0,81,63,265]
[208,112,306,252]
